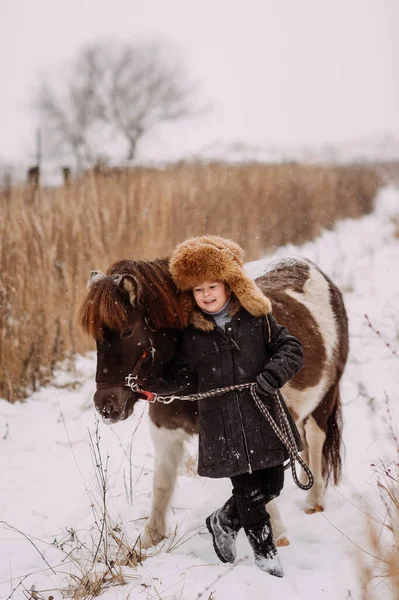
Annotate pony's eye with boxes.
[122,329,134,339]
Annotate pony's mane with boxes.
[79,258,186,339]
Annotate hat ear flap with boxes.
[229,267,272,316]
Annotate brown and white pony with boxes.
[79,256,348,548]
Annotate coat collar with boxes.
[189,296,242,332]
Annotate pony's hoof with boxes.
[140,526,166,549]
[304,503,324,514]
[276,536,290,547]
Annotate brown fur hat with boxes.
[170,235,272,331]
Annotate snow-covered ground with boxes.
[17,135,399,188]
[190,133,399,165]
[1,187,398,600]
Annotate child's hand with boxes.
[254,381,276,409]
[256,373,278,396]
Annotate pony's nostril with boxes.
[99,401,112,418]
[94,390,130,423]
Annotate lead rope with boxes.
[125,376,314,491]
[250,387,314,491]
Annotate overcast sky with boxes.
[1,0,399,165]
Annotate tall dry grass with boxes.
[357,322,399,599]
[0,162,380,401]
[357,460,399,599]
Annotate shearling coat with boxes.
[155,307,304,479]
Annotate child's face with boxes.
[192,281,230,313]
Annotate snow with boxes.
[1,187,399,599]
[189,133,399,166]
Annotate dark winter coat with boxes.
[153,308,304,479]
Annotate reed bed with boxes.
[0,162,380,401]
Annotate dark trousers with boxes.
[229,464,285,530]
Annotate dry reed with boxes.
[357,319,399,599]
[357,460,399,599]
[0,162,380,401]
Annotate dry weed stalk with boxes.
[0,163,380,401]
[62,421,143,598]
[365,314,399,363]
[67,565,126,600]
[52,421,143,599]
[358,461,399,600]
[352,315,399,598]
[2,417,144,599]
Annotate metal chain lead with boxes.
[126,377,313,491]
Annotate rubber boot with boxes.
[206,496,241,563]
[245,521,284,577]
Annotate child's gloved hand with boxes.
[256,372,278,396]
[253,384,274,409]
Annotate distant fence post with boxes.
[27,166,40,187]
[4,172,11,192]
[1,172,12,203]
[63,167,71,186]
[27,166,40,205]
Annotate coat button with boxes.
[227,327,232,331]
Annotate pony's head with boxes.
[79,259,185,423]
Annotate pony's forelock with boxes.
[79,277,132,340]
[107,259,185,330]
[79,259,185,339]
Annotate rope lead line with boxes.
[125,376,314,491]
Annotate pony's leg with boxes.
[141,423,187,549]
[297,419,310,486]
[303,415,326,514]
[267,500,289,546]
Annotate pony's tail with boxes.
[322,386,344,486]
[322,277,348,486]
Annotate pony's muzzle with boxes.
[94,387,136,423]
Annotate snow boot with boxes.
[206,496,241,563]
[245,522,284,577]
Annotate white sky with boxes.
[1,0,399,164]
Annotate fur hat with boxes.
[170,235,272,331]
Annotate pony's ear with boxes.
[120,275,141,306]
[89,270,106,285]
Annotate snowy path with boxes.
[1,187,398,600]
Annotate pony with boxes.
[79,256,348,548]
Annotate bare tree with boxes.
[93,41,199,160]
[36,55,101,169]
[36,40,201,165]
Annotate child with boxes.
[149,235,304,577]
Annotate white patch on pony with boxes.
[270,263,339,513]
[246,255,312,280]
[283,378,329,424]
[141,422,189,549]
[283,383,330,511]
[112,273,123,286]
[288,263,337,363]
[282,263,338,421]
[303,416,327,510]
[261,256,309,274]
[89,270,105,285]
[266,500,287,543]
